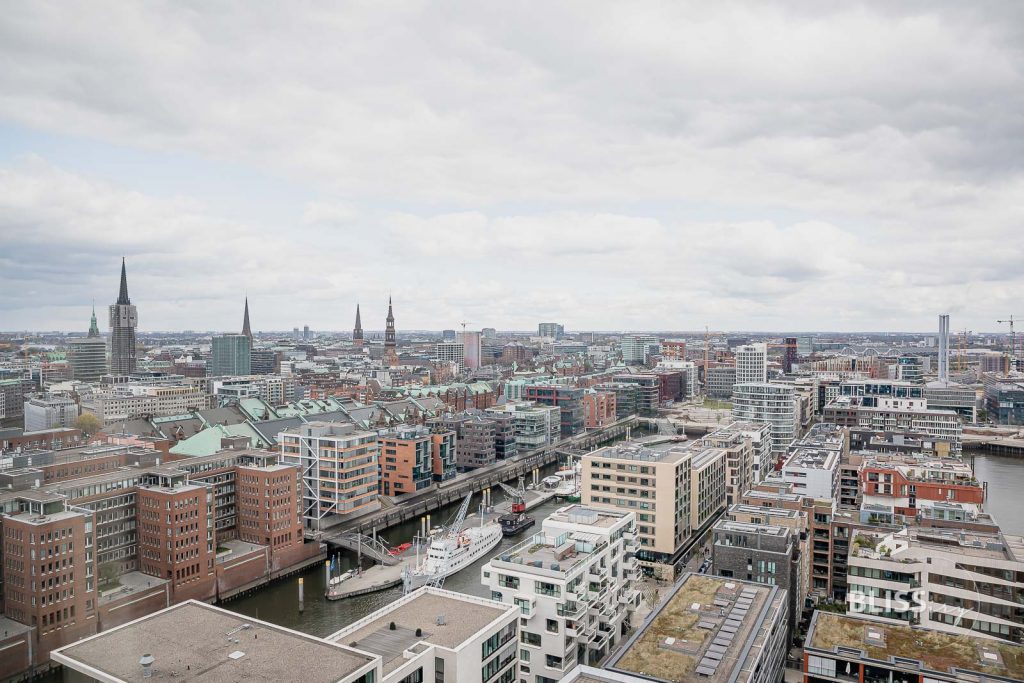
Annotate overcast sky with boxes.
[1,2,1022,334]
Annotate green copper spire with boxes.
[88,302,100,337]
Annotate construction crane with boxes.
[997,316,1018,375]
[498,476,528,514]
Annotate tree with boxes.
[75,412,102,436]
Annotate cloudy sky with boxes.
[1,2,1022,334]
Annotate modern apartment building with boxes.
[923,380,977,422]
[804,611,1024,683]
[481,505,641,674]
[781,424,847,500]
[735,343,768,384]
[439,411,517,470]
[23,394,80,432]
[486,402,561,450]
[582,573,788,683]
[701,421,770,505]
[620,334,658,365]
[711,519,800,632]
[858,455,985,517]
[824,395,962,454]
[582,442,727,578]
[538,322,565,339]
[209,333,252,376]
[706,365,737,399]
[377,425,434,496]
[523,385,585,437]
[982,373,1024,424]
[435,341,465,370]
[278,421,380,529]
[731,382,798,460]
[611,374,660,416]
[328,587,521,683]
[846,525,1024,644]
[581,390,617,429]
[429,428,457,482]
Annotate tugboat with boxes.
[498,511,535,536]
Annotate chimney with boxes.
[139,654,155,678]
[938,314,950,383]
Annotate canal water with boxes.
[224,469,570,637]
[969,451,1023,535]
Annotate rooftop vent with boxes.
[139,654,155,678]
[435,614,446,626]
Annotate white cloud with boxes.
[0,2,1022,331]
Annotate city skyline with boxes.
[2,3,1023,332]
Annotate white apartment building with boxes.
[208,374,298,405]
[481,505,641,676]
[279,421,379,530]
[825,395,962,454]
[435,341,465,371]
[701,421,767,506]
[23,394,80,432]
[779,423,846,500]
[620,335,658,365]
[327,587,521,683]
[847,526,1024,644]
[82,383,213,424]
[486,402,561,450]
[735,343,768,385]
[731,382,798,459]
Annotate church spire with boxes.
[353,304,363,347]
[116,257,131,305]
[88,302,100,338]
[384,296,397,365]
[242,297,252,340]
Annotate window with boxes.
[521,631,542,647]
[807,656,837,678]
[545,619,558,634]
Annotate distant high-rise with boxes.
[735,343,767,384]
[242,297,252,341]
[460,331,482,371]
[108,258,138,375]
[211,334,251,376]
[68,305,107,382]
[384,297,397,365]
[782,337,798,374]
[353,304,363,348]
[538,322,564,339]
[303,325,310,341]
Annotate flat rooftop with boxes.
[547,504,627,529]
[327,588,511,675]
[609,574,778,683]
[587,443,690,464]
[53,600,375,683]
[809,612,1024,680]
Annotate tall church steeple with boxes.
[353,304,363,348]
[116,257,131,305]
[384,297,397,365]
[109,257,138,375]
[242,297,252,340]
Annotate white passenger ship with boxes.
[403,520,502,590]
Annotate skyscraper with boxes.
[735,343,767,384]
[211,334,251,376]
[384,296,397,365]
[108,258,138,375]
[242,297,252,341]
[68,305,107,382]
[353,304,363,348]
